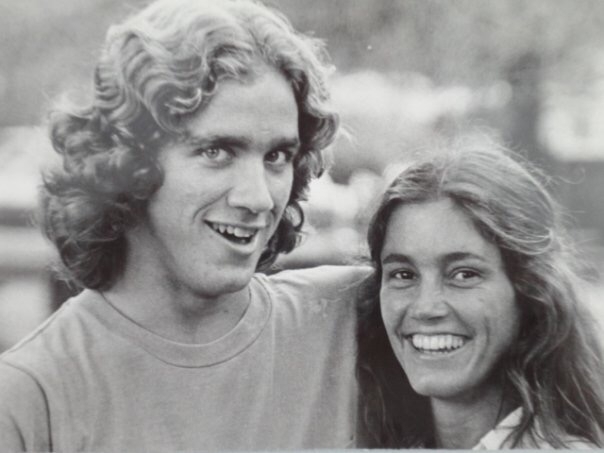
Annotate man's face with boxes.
[133,68,299,299]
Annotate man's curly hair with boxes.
[42,0,339,290]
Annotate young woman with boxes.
[356,140,604,449]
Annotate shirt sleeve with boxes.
[0,360,51,452]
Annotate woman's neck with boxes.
[431,384,515,449]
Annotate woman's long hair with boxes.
[42,0,339,290]
[357,138,604,448]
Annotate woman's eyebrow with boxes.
[381,253,413,265]
[441,252,488,265]
[382,251,488,266]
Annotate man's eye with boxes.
[198,147,231,164]
[265,149,294,166]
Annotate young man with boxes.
[0,1,367,450]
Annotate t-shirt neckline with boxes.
[81,276,272,368]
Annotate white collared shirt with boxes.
[473,407,596,450]
[473,407,522,449]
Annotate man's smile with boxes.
[205,221,263,245]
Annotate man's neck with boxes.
[431,384,514,449]
[102,273,252,345]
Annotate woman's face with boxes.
[379,198,520,404]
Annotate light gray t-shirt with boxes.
[0,265,368,452]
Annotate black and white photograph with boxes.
[1,0,603,450]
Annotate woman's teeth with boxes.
[410,334,467,353]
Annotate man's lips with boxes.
[205,221,264,245]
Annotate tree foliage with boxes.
[2,0,604,125]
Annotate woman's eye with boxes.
[265,149,294,167]
[383,268,417,288]
[450,269,481,285]
[391,270,415,280]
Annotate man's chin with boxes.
[194,269,256,299]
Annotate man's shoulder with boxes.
[0,358,51,451]
[0,294,95,441]
[0,290,100,373]
[263,264,372,297]
[255,265,371,344]
[255,265,373,315]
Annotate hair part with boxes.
[357,137,604,448]
[42,0,339,289]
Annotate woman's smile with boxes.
[407,333,469,355]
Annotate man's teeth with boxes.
[410,334,467,353]
[209,222,255,238]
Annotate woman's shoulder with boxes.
[517,434,598,450]
[475,408,600,450]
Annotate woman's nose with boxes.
[408,280,449,321]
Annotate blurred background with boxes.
[1,0,603,351]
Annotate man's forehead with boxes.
[174,71,300,148]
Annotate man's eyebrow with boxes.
[184,134,300,150]
[185,134,249,148]
[272,137,300,150]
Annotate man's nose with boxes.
[227,161,274,214]
[408,279,449,321]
